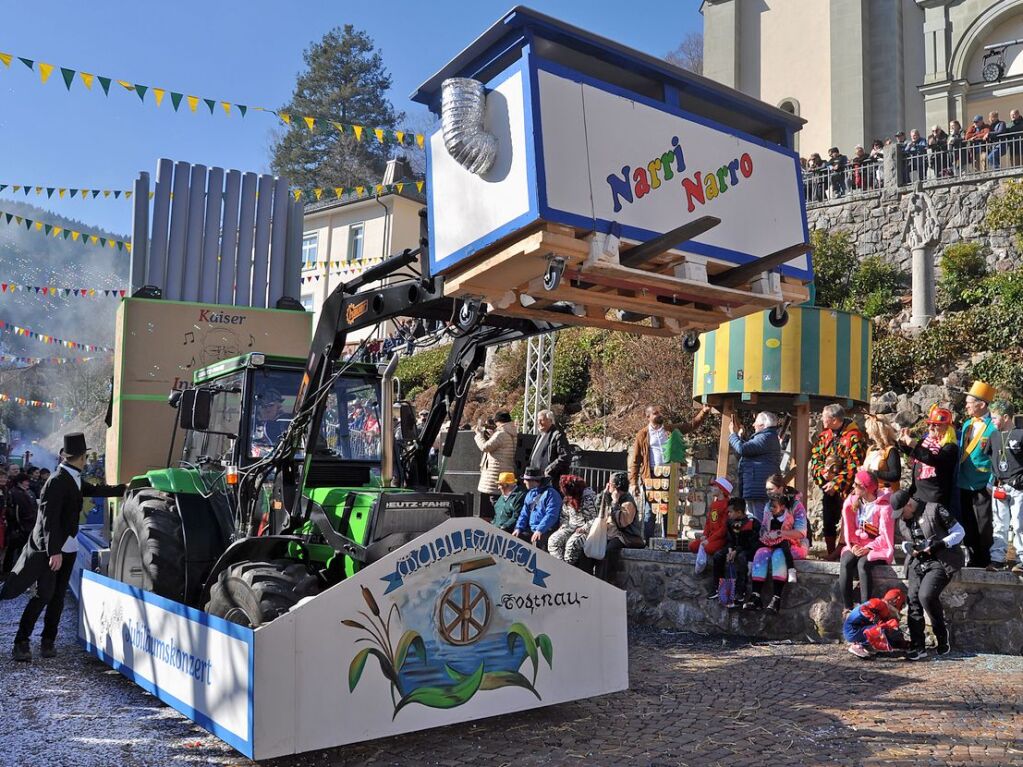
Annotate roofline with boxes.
[303,190,425,218]
[410,5,804,132]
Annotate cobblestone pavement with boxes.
[0,598,1020,767]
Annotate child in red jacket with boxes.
[691,477,732,596]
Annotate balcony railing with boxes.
[803,133,1023,205]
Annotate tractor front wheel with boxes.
[110,488,187,602]
[205,560,321,628]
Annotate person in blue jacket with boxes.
[513,466,563,549]
[728,411,782,519]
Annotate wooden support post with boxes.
[793,402,811,498]
[717,399,735,479]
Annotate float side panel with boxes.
[78,571,254,758]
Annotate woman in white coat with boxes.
[474,411,518,519]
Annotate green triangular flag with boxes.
[4,213,11,224]
[116,241,124,251]
[91,190,100,198]
[23,218,31,228]
[97,76,111,95]
[113,191,121,199]
[18,57,34,70]
[60,67,75,90]
[98,237,106,247]
[69,189,77,197]
[203,98,216,114]
[135,84,147,102]
[45,188,54,198]
[663,431,687,464]
[43,224,52,235]
[170,92,183,111]
[62,230,70,239]
[23,187,30,195]
[238,104,247,117]
[0,185,6,192]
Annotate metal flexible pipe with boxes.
[441,78,498,175]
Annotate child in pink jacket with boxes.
[838,470,894,611]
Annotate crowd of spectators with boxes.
[802,108,1023,202]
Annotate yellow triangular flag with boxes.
[108,239,116,248]
[374,128,385,143]
[314,188,323,200]
[90,235,98,244]
[80,188,89,198]
[375,184,383,194]
[152,87,165,106]
[125,242,131,253]
[52,226,62,237]
[14,215,22,224]
[186,95,199,112]
[303,116,315,131]
[356,186,364,196]
[332,122,344,133]
[396,131,405,144]
[125,191,132,199]
[334,187,343,198]
[353,125,363,141]
[79,72,95,89]
[58,189,66,199]
[293,189,302,201]
[38,62,54,84]
[12,185,20,192]
[221,101,231,116]
[416,134,425,149]
[103,190,111,198]
[149,191,154,199]
[279,112,291,125]
[71,231,80,241]
[416,181,424,193]
[0,52,11,68]
[34,187,42,195]
[117,79,135,91]
[396,183,404,194]
[34,221,43,231]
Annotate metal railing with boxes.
[804,133,1023,205]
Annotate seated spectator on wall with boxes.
[965,115,990,169]
[987,111,1007,169]
[927,124,949,177]
[711,497,760,609]
[805,153,827,202]
[904,129,928,181]
[765,474,810,553]
[838,471,894,613]
[747,489,806,613]
[827,146,848,198]
[597,472,645,582]
[547,474,598,567]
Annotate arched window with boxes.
[779,99,800,152]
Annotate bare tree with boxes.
[666,31,704,75]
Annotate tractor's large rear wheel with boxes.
[205,560,321,628]
[110,488,187,602]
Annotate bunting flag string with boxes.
[0,183,135,200]
[0,208,130,252]
[0,320,113,352]
[0,354,98,365]
[0,391,57,410]
[0,282,127,299]
[0,179,426,206]
[0,49,426,150]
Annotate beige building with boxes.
[702,0,1023,156]
[300,189,424,344]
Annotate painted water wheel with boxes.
[438,581,492,645]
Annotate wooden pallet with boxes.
[442,222,810,337]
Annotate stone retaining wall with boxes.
[805,171,1023,272]
[619,549,1023,655]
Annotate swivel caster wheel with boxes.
[682,332,700,354]
[451,298,485,336]
[543,256,566,292]
[768,304,790,328]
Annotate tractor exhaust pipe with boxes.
[379,353,400,488]
[441,78,497,175]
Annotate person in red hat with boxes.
[898,405,959,509]
[0,433,124,662]
[689,476,732,555]
[843,587,908,658]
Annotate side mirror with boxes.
[178,388,212,431]
[398,401,417,443]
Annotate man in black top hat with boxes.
[0,432,124,661]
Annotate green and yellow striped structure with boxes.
[692,306,872,404]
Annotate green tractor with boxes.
[109,249,555,626]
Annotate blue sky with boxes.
[0,1,701,237]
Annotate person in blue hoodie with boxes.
[513,466,563,549]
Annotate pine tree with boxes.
[270,25,404,191]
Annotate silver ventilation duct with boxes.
[440,77,498,175]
